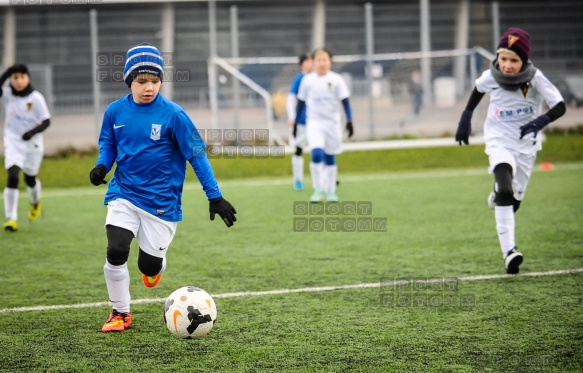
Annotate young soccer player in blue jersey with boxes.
[1,64,50,232]
[287,53,313,190]
[455,28,565,274]
[294,48,353,202]
[90,43,237,332]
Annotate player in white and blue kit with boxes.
[1,64,50,232]
[455,28,565,274]
[295,48,353,202]
[90,43,236,332]
[287,54,313,190]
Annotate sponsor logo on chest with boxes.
[494,106,534,119]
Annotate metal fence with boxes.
[1,0,582,116]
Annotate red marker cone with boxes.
[539,162,554,171]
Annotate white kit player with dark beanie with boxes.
[90,43,237,332]
[1,64,51,232]
[295,48,353,203]
[455,27,566,274]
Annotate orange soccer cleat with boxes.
[101,309,132,332]
[142,273,162,288]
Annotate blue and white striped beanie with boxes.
[123,43,164,87]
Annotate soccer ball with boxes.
[163,286,217,339]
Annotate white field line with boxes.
[3,162,583,200]
[1,268,582,314]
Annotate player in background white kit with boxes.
[287,53,313,191]
[295,48,353,202]
[455,28,566,274]
[1,65,51,232]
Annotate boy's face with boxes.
[131,73,161,104]
[10,72,30,92]
[314,51,331,76]
[497,51,523,76]
[301,58,314,74]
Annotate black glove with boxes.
[89,164,107,186]
[519,115,551,139]
[346,121,354,138]
[209,197,237,228]
[455,110,473,145]
[22,129,37,141]
[292,123,298,138]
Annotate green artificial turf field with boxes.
[0,136,582,372]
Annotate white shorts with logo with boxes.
[4,136,44,175]
[485,145,536,201]
[105,198,177,258]
[306,121,342,155]
[289,124,308,149]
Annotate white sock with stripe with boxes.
[103,261,131,313]
[495,206,515,257]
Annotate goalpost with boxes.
[208,46,495,149]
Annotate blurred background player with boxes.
[455,27,565,274]
[295,48,353,202]
[1,64,51,232]
[287,53,313,191]
[89,43,237,332]
[408,68,423,116]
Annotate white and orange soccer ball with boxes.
[163,286,217,339]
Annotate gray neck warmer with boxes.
[491,60,537,91]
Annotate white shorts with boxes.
[289,124,308,149]
[4,137,44,175]
[306,122,342,155]
[105,198,177,258]
[486,146,536,201]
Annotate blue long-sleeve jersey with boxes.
[95,93,221,222]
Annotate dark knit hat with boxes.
[497,27,530,65]
[123,42,164,87]
[10,64,29,76]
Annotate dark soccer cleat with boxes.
[505,247,523,274]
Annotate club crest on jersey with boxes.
[150,123,162,140]
[27,102,33,111]
[327,82,332,91]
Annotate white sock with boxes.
[4,188,19,220]
[495,206,515,257]
[324,165,338,194]
[292,155,304,182]
[103,261,131,313]
[310,162,324,191]
[26,179,41,205]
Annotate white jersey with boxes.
[297,71,350,126]
[476,69,563,154]
[1,86,50,146]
